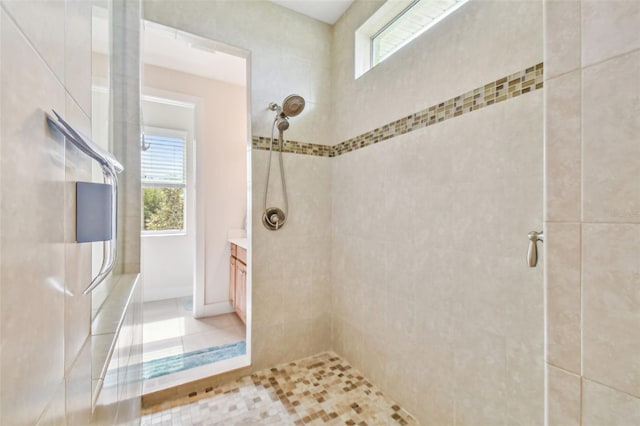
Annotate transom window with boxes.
[356,0,469,78]
[142,128,187,233]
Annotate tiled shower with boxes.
[1,0,639,425]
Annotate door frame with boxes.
[142,20,253,372]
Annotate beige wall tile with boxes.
[331,317,364,369]
[252,278,285,327]
[64,96,93,372]
[0,12,2,419]
[65,0,92,116]
[1,0,65,81]
[545,222,581,373]
[582,0,640,67]
[251,150,332,371]
[330,86,543,425]
[2,1,141,424]
[506,338,545,425]
[448,93,544,258]
[582,51,640,223]
[65,339,92,426]
[331,0,542,143]
[413,302,455,425]
[544,0,581,79]
[383,346,418,417]
[582,379,640,426]
[454,325,507,425]
[36,381,66,426]
[546,365,581,426]
[355,329,389,392]
[282,317,323,362]
[0,11,66,424]
[379,137,421,244]
[251,323,287,371]
[544,72,582,222]
[582,223,640,398]
[546,1,640,423]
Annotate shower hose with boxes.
[263,117,288,229]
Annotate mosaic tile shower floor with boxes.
[141,352,418,426]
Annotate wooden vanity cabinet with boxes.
[229,243,247,324]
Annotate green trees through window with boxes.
[143,187,185,231]
[142,130,187,233]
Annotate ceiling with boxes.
[142,21,247,86]
[269,0,354,24]
[93,1,355,86]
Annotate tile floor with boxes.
[141,352,418,426]
[143,297,246,393]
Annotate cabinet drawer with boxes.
[230,243,237,257]
[236,246,247,264]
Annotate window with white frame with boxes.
[355,0,469,78]
[141,128,187,233]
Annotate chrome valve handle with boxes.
[527,230,544,267]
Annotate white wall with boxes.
[141,98,196,302]
[142,63,247,313]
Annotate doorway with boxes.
[139,20,252,395]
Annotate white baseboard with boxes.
[195,300,235,318]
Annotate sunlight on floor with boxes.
[143,317,186,344]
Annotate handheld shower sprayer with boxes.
[262,94,306,231]
[276,115,290,132]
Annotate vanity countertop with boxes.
[229,238,248,249]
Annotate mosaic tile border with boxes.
[252,62,544,157]
[252,136,333,157]
[332,62,544,156]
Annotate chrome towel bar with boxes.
[46,110,124,294]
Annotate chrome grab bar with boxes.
[46,110,124,294]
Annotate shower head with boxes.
[276,116,290,132]
[282,94,305,117]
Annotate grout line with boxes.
[580,374,584,426]
[580,46,640,73]
[544,67,581,82]
[578,11,585,423]
[546,361,581,378]
[0,3,91,121]
[578,6,583,423]
[580,376,640,401]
